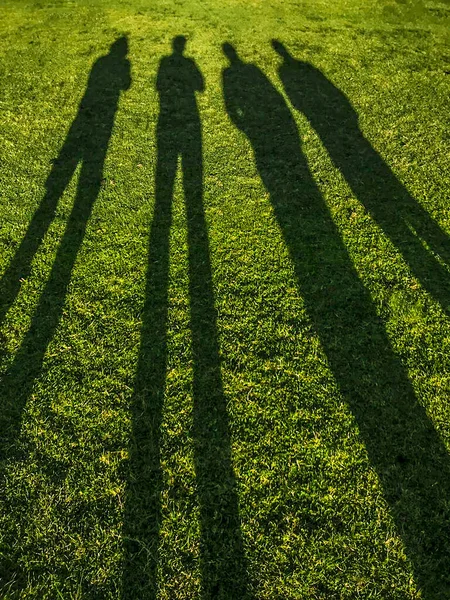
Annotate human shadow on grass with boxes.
[0,38,130,327]
[0,37,130,589]
[222,43,450,599]
[272,40,450,317]
[121,36,250,600]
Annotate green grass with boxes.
[0,0,449,598]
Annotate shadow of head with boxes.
[271,39,294,62]
[109,35,129,57]
[172,35,187,55]
[222,42,241,64]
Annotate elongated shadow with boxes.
[122,37,250,599]
[0,37,131,590]
[0,39,130,326]
[222,43,450,599]
[272,40,450,316]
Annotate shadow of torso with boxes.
[65,51,131,161]
[157,54,203,132]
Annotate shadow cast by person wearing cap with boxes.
[122,36,251,600]
[222,42,450,599]
[272,40,450,318]
[0,37,131,592]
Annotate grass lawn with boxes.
[1,0,449,597]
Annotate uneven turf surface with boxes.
[0,0,449,598]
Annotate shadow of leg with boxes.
[183,124,251,599]
[121,130,177,600]
[0,157,105,586]
[0,152,78,326]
